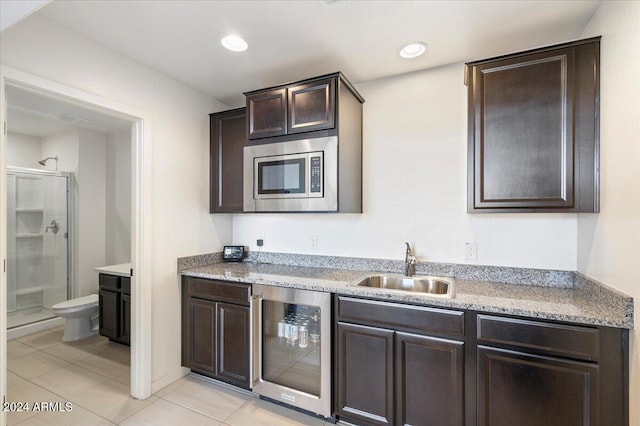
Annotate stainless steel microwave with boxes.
[244,136,339,212]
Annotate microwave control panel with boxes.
[310,156,322,193]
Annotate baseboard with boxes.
[7,317,64,340]
[151,366,190,395]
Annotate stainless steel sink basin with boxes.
[351,274,455,298]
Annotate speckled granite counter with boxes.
[181,261,634,329]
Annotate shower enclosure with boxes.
[6,166,73,329]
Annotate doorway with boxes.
[0,66,152,424]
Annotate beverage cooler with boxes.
[251,284,331,418]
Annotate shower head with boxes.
[38,156,58,169]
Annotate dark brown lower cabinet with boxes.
[396,332,464,426]
[188,298,216,375]
[337,323,394,425]
[119,293,131,345]
[475,314,628,426]
[98,289,119,339]
[335,297,628,426]
[182,277,251,388]
[98,273,131,346]
[336,319,464,426]
[216,302,250,385]
[477,347,599,426]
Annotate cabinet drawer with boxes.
[121,277,131,294]
[187,278,250,306]
[337,296,464,338]
[477,314,600,361]
[99,273,119,290]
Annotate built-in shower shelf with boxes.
[16,233,44,238]
[15,208,44,213]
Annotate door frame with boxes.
[0,66,153,425]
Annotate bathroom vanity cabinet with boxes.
[98,273,131,346]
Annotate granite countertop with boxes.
[95,263,131,277]
[181,261,634,329]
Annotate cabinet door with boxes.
[477,347,599,426]
[337,322,394,425]
[119,293,131,346]
[210,108,246,213]
[247,88,287,139]
[99,289,119,339]
[188,298,216,375]
[287,78,335,134]
[216,302,250,387]
[396,332,464,426]
[467,40,600,213]
[469,47,576,211]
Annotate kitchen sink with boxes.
[351,274,455,298]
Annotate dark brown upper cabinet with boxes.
[246,89,286,139]
[288,78,335,134]
[245,72,364,144]
[210,108,246,213]
[466,37,600,213]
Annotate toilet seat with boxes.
[52,294,99,313]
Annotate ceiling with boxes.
[35,0,601,107]
[7,85,133,138]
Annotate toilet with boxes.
[52,294,100,342]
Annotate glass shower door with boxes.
[6,168,70,329]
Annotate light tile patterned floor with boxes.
[6,328,335,425]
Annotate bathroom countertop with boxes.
[95,263,131,277]
[181,262,634,329]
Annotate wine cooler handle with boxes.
[250,295,262,389]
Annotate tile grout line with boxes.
[155,392,232,424]
[8,334,132,426]
[11,373,116,426]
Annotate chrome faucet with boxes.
[45,219,59,234]
[404,242,417,276]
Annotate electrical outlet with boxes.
[464,241,478,260]
[256,239,264,247]
[310,235,319,249]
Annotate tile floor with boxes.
[6,328,333,425]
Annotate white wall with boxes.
[105,129,131,265]
[233,64,578,270]
[1,14,230,385]
[76,129,106,296]
[40,128,79,172]
[6,131,41,167]
[578,2,640,425]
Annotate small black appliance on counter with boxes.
[222,245,246,262]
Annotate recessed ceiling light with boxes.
[221,35,248,52]
[399,42,427,59]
